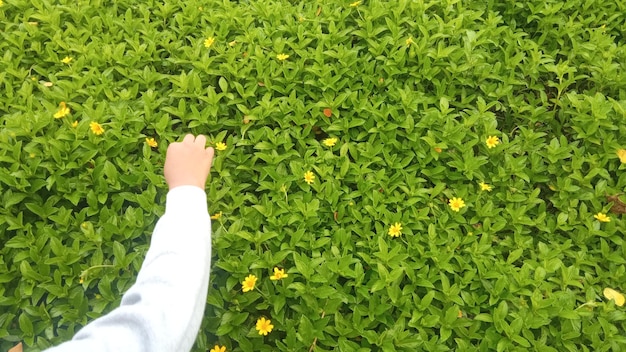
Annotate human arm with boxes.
[45,135,215,352]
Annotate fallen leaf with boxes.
[258,82,265,87]
[617,149,626,163]
[42,81,53,87]
[323,108,332,117]
[316,6,322,16]
[9,342,23,352]
[434,147,442,153]
[607,194,626,215]
[603,288,625,306]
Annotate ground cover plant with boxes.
[1,0,626,350]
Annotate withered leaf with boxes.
[9,342,23,352]
[607,194,626,215]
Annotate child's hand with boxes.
[164,134,215,190]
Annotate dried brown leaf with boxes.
[9,342,23,352]
[607,194,626,215]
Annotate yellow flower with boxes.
[256,317,274,336]
[54,102,70,119]
[209,345,226,352]
[304,171,315,185]
[89,121,104,135]
[617,149,626,163]
[204,37,215,48]
[215,142,227,151]
[270,267,288,281]
[604,288,625,306]
[350,1,362,7]
[210,211,222,220]
[449,197,466,212]
[323,137,337,147]
[241,274,257,292]
[79,277,84,284]
[71,120,78,128]
[61,56,73,64]
[388,222,402,237]
[479,182,492,192]
[0,1,3,6]
[145,137,158,148]
[406,37,414,46]
[228,40,237,47]
[276,53,289,61]
[485,135,500,149]
[594,212,610,223]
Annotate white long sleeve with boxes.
[46,186,212,352]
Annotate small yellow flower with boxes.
[617,149,626,163]
[479,182,492,192]
[276,53,289,61]
[449,197,466,212]
[256,317,274,336]
[323,137,337,147]
[209,345,226,352]
[204,37,215,48]
[215,142,227,151]
[79,277,84,284]
[71,120,78,128]
[145,137,158,148]
[594,212,610,223]
[89,121,104,135]
[54,102,70,119]
[485,136,500,149]
[388,222,402,237]
[228,40,237,47]
[604,288,625,306]
[210,211,223,220]
[406,37,414,46]
[304,171,315,185]
[350,1,362,7]
[61,56,73,64]
[270,267,288,281]
[241,274,257,292]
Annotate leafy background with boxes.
[1,0,626,351]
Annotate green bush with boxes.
[1,0,626,351]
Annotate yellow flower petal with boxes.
[304,171,315,185]
[603,288,625,306]
[485,135,500,149]
[242,274,257,292]
[388,222,402,237]
[255,317,274,336]
[215,142,227,151]
[276,53,289,61]
[145,137,158,148]
[594,212,610,223]
[617,149,626,163]
[89,121,104,135]
[270,267,288,281]
[449,197,466,212]
[322,138,337,147]
[204,37,215,48]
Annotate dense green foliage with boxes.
[1,0,626,350]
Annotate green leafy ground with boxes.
[1,0,626,351]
